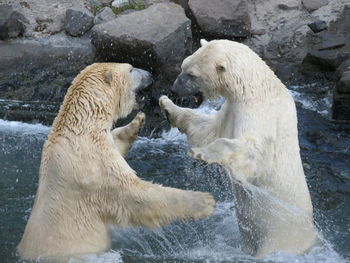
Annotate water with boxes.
[0,86,349,263]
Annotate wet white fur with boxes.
[18,63,215,262]
[159,40,316,257]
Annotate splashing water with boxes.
[0,92,349,262]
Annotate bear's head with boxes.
[52,63,152,133]
[172,39,279,102]
[98,63,152,119]
[67,62,152,118]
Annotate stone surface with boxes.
[0,33,95,102]
[95,0,113,5]
[278,0,300,10]
[302,0,329,12]
[188,0,251,38]
[302,50,339,70]
[336,59,350,79]
[318,33,346,51]
[308,20,327,33]
[0,0,93,37]
[112,0,129,8]
[245,0,348,65]
[94,7,116,25]
[92,2,192,71]
[65,8,94,37]
[333,92,350,120]
[0,5,28,40]
[336,71,350,94]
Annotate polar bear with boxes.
[18,63,215,261]
[159,40,317,257]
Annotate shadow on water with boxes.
[0,95,349,262]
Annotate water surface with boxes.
[0,92,349,263]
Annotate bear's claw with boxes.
[130,112,145,134]
[159,95,177,126]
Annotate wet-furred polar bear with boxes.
[159,40,317,257]
[18,63,215,261]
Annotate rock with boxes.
[278,4,298,10]
[99,0,114,5]
[336,59,350,79]
[65,8,94,37]
[0,33,95,102]
[302,50,339,70]
[264,23,313,64]
[91,2,192,72]
[333,92,350,120]
[0,5,28,40]
[302,0,329,12]
[323,5,350,51]
[336,71,350,94]
[112,0,129,8]
[318,33,346,51]
[171,0,190,12]
[278,0,299,10]
[308,20,327,33]
[188,0,251,38]
[94,7,116,25]
[91,0,113,6]
[251,28,266,36]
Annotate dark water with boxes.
[0,99,349,263]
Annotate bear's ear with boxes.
[200,39,208,46]
[104,71,113,85]
[216,61,227,73]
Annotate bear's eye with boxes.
[188,73,196,79]
[129,67,133,73]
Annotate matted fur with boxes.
[18,63,215,261]
[160,40,317,258]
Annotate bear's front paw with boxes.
[159,95,176,126]
[159,95,173,112]
[187,192,215,219]
[129,112,146,137]
[134,111,146,127]
[189,146,223,165]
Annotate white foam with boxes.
[0,119,50,134]
[68,251,123,263]
[289,86,332,117]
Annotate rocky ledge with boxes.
[0,0,350,122]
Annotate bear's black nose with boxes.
[171,73,199,97]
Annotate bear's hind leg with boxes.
[111,112,145,156]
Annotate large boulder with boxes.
[0,34,95,102]
[318,33,346,51]
[188,0,251,38]
[336,71,350,94]
[94,7,116,25]
[65,8,94,37]
[336,59,350,79]
[0,5,28,40]
[302,0,329,12]
[333,70,350,120]
[308,20,327,33]
[91,2,192,72]
[333,92,350,120]
[302,50,342,71]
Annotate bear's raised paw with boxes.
[186,191,215,219]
